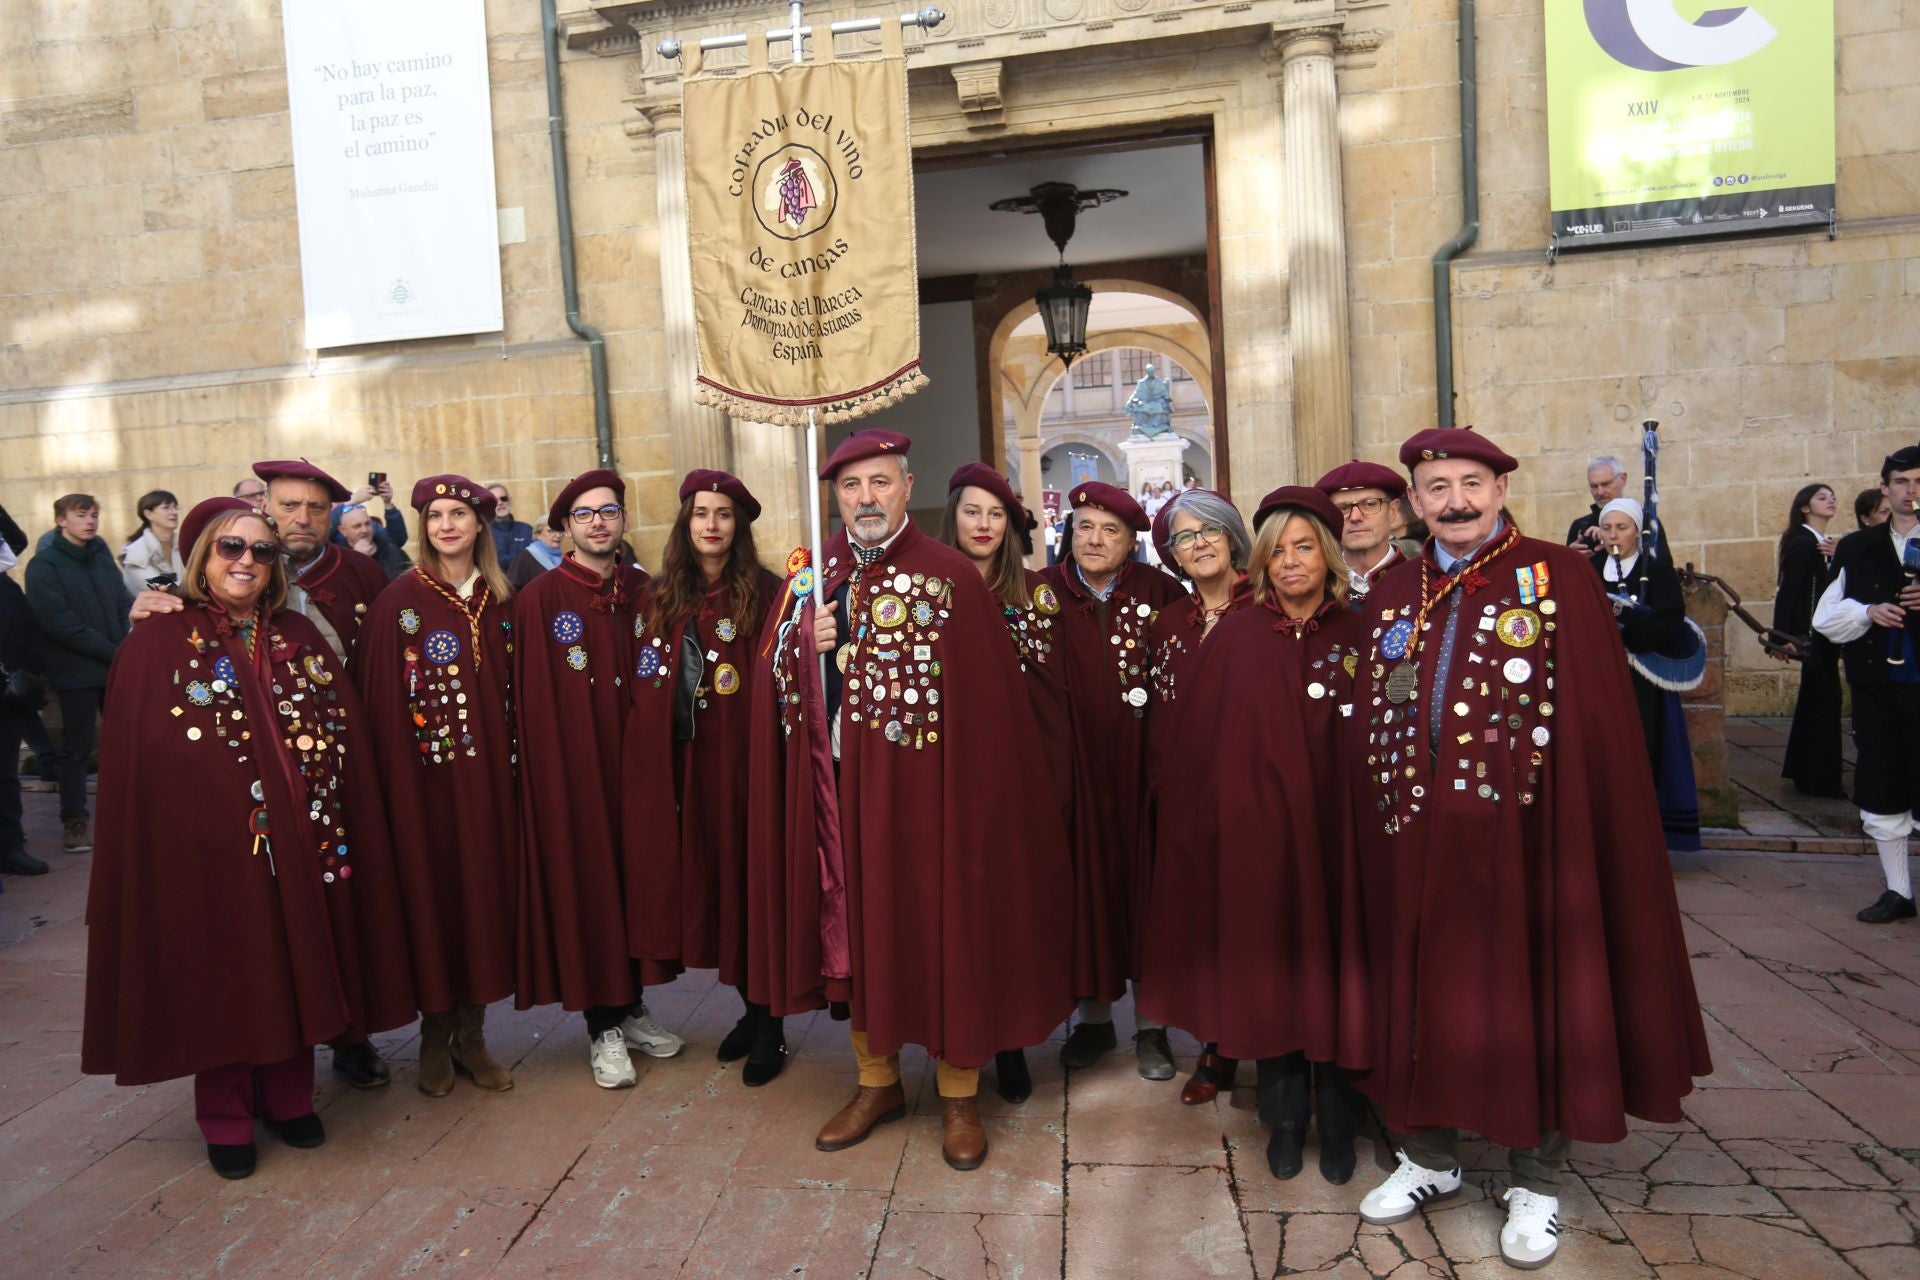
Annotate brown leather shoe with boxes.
[1181,1051,1235,1106]
[450,1004,514,1092]
[940,1096,988,1171]
[815,1082,906,1152]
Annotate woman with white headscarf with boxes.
[1591,497,1701,851]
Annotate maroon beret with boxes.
[1068,480,1149,533]
[181,496,268,561]
[820,429,912,480]
[411,474,498,521]
[947,463,1024,521]
[1253,485,1343,535]
[253,458,351,503]
[1315,459,1407,500]
[548,468,627,530]
[679,469,762,523]
[1151,488,1230,567]
[1398,427,1517,477]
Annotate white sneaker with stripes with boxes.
[1358,1151,1464,1224]
[1499,1187,1560,1269]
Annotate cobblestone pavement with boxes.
[1,786,1916,1278]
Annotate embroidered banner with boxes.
[681,24,927,424]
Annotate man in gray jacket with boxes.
[24,494,131,853]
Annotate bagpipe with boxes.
[1623,420,1709,692]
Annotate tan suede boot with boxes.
[450,1004,514,1091]
[416,1010,457,1097]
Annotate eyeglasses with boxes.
[1333,496,1390,518]
[570,504,624,524]
[213,537,280,563]
[1167,523,1227,553]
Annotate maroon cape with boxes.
[1352,529,1710,1147]
[83,606,417,1086]
[743,563,849,1018]
[1041,557,1186,998]
[1007,568,1073,819]
[1139,597,1369,1065]
[623,571,781,987]
[753,524,1075,1066]
[295,542,390,657]
[354,569,518,1012]
[512,555,648,1010]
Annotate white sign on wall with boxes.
[281,0,504,348]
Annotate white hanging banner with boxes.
[281,0,504,348]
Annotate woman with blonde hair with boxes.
[84,496,415,1178]
[1140,486,1368,1185]
[353,475,520,1096]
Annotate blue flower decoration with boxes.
[551,610,584,644]
[1379,619,1415,661]
[636,646,663,678]
[213,655,236,684]
[424,630,461,665]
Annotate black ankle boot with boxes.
[741,1010,787,1087]
[207,1142,257,1179]
[994,1049,1032,1103]
[1256,1053,1310,1180]
[718,999,759,1063]
[1312,1061,1360,1185]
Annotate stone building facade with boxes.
[2,0,1915,709]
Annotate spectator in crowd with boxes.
[0,502,57,793]
[1567,455,1630,551]
[118,490,184,596]
[333,503,411,581]
[346,476,410,549]
[488,484,534,569]
[1856,487,1890,530]
[1775,484,1844,799]
[24,494,131,855]
[0,501,49,877]
[1593,498,1701,851]
[507,522,563,588]
[232,477,267,505]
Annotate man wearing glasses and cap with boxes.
[1316,460,1411,603]
[511,469,685,1089]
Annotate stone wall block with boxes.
[229,166,293,220]
[202,68,289,121]
[1839,30,1920,94]
[3,91,135,146]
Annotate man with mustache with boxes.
[1349,427,1709,1271]
[749,429,1071,1171]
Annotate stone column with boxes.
[1277,26,1354,483]
[642,101,734,478]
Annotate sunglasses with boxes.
[213,536,280,563]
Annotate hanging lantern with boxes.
[1035,265,1093,370]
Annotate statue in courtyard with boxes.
[1123,363,1174,438]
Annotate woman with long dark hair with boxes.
[1775,483,1844,797]
[624,471,784,1083]
[354,476,520,1096]
[119,489,182,595]
[937,462,1071,1105]
[1139,487,1369,1184]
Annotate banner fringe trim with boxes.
[694,363,930,426]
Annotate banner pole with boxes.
[790,0,829,697]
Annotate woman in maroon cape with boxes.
[1140,489,1253,1107]
[937,463,1073,1106]
[354,475,518,1097]
[1141,487,1371,1185]
[622,471,782,1083]
[1042,483,1185,1075]
[83,498,416,1180]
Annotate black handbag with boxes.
[0,663,47,713]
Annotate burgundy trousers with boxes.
[193,1053,315,1145]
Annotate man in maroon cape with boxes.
[512,469,684,1089]
[1041,481,1184,1079]
[254,460,391,663]
[1351,427,1710,1271]
[1316,459,1410,603]
[754,429,1072,1172]
[125,458,397,1089]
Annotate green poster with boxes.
[1545,0,1835,248]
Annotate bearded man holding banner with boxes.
[747,430,1072,1172]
